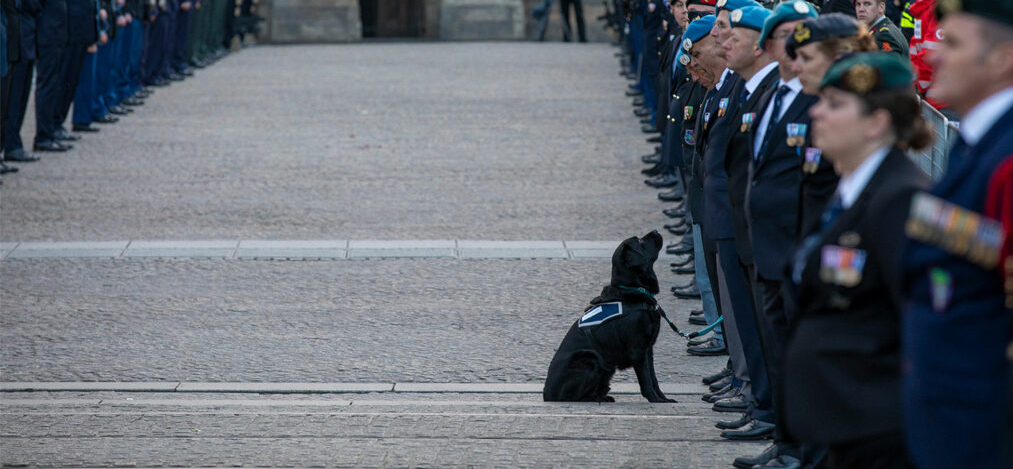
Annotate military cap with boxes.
[716,0,761,14]
[730,5,773,31]
[785,13,861,59]
[819,51,915,94]
[675,15,718,69]
[937,0,1013,28]
[687,0,718,6]
[758,1,819,49]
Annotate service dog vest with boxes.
[578,302,624,328]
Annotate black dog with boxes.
[543,231,675,403]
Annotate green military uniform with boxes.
[871,15,908,56]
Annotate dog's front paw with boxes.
[647,396,678,403]
[600,395,616,403]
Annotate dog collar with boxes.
[617,285,655,297]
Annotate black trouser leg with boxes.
[34,45,66,144]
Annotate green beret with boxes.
[785,13,862,59]
[758,1,820,50]
[820,52,915,94]
[938,0,1013,28]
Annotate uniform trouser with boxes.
[630,15,643,89]
[34,44,67,144]
[72,51,98,125]
[107,27,130,106]
[713,240,750,394]
[559,0,586,42]
[756,275,794,438]
[717,240,772,423]
[140,20,154,84]
[171,7,191,71]
[143,14,170,84]
[126,21,143,94]
[692,224,722,344]
[95,40,116,113]
[57,44,89,130]
[2,58,34,153]
[158,11,177,78]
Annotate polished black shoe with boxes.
[709,373,733,392]
[72,123,100,132]
[672,264,694,274]
[136,88,153,97]
[625,88,643,97]
[689,315,708,326]
[668,243,694,256]
[670,255,694,268]
[671,279,696,290]
[703,382,736,402]
[646,135,662,143]
[641,124,660,134]
[168,72,185,81]
[667,225,691,236]
[702,366,733,385]
[109,105,131,115]
[755,455,801,469]
[5,149,39,162]
[54,128,81,141]
[713,393,751,412]
[178,68,195,76]
[33,140,69,152]
[689,338,727,356]
[639,116,653,125]
[645,174,679,188]
[690,310,704,317]
[673,285,701,299]
[122,97,144,106]
[658,188,684,202]
[94,114,119,124]
[641,152,661,164]
[716,413,752,430]
[688,335,711,347]
[721,419,775,440]
[0,161,19,174]
[634,107,651,117]
[664,218,687,229]
[663,207,685,218]
[733,443,781,469]
[147,78,169,87]
[633,97,645,107]
[642,165,665,177]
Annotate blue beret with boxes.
[758,1,819,50]
[730,6,772,31]
[675,15,717,68]
[715,0,761,14]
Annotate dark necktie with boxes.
[820,194,845,232]
[756,85,791,161]
[792,193,845,284]
[741,89,750,107]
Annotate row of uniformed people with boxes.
[615,0,1012,468]
[0,0,236,175]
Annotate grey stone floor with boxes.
[0,42,764,468]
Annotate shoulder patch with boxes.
[882,42,893,51]
[579,302,624,328]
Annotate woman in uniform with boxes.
[782,52,932,468]
[785,13,878,94]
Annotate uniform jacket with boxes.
[698,73,743,241]
[902,101,1013,469]
[747,84,818,280]
[18,0,40,60]
[36,0,68,46]
[3,0,20,62]
[660,68,691,172]
[681,81,707,223]
[65,0,96,45]
[871,15,909,56]
[784,147,929,444]
[725,67,780,266]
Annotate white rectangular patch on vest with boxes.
[578,302,624,328]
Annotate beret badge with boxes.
[731,9,743,22]
[846,64,879,93]
[794,23,811,43]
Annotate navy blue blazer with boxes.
[746,85,818,280]
[902,103,1013,469]
[36,0,68,46]
[65,0,96,45]
[697,73,743,240]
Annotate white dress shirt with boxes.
[837,146,891,209]
[752,76,803,159]
[957,85,1013,146]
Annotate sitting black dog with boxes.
[543,231,675,403]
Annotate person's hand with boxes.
[124,12,132,23]
[195,1,200,9]
[87,44,98,53]
[117,0,125,6]
[117,15,127,26]
[181,1,191,10]
[100,31,109,44]
[99,8,108,19]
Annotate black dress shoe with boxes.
[72,123,100,132]
[136,88,153,97]
[641,124,659,134]
[122,97,144,106]
[33,140,69,152]
[664,220,687,231]
[625,88,643,97]
[670,255,694,268]
[672,279,695,290]
[716,413,752,430]
[668,242,694,256]
[672,285,701,299]
[713,392,751,412]
[168,72,185,81]
[645,174,679,188]
[733,443,781,469]
[667,225,690,236]
[642,165,664,177]
[690,309,704,317]
[702,366,733,385]
[147,79,169,87]
[672,265,694,274]
[633,97,645,107]
[689,315,707,326]
[634,107,651,117]
[663,207,685,218]
[647,135,662,143]
[720,419,775,440]
[5,149,39,162]
[178,68,195,76]
[94,114,119,124]
[658,188,684,202]
[688,335,710,347]
[108,105,129,115]
[0,161,19,174]
[54,128,81,141]
[642,155,661,166]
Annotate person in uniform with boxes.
[560,0,587,42]
[32,0,71,152]
[783,52,931,469]
[901,1,1013,468]
[785,13,878,94]
[2,0,38,165]
[853,0,907,55]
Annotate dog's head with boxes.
[608,230,663,294]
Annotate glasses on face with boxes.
[771,31,791,41]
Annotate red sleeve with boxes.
[985,155,1013,281]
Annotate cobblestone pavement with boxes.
[0,42,764,468]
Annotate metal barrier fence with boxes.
[909,99,960,180]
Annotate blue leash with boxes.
[618,285,724,339]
